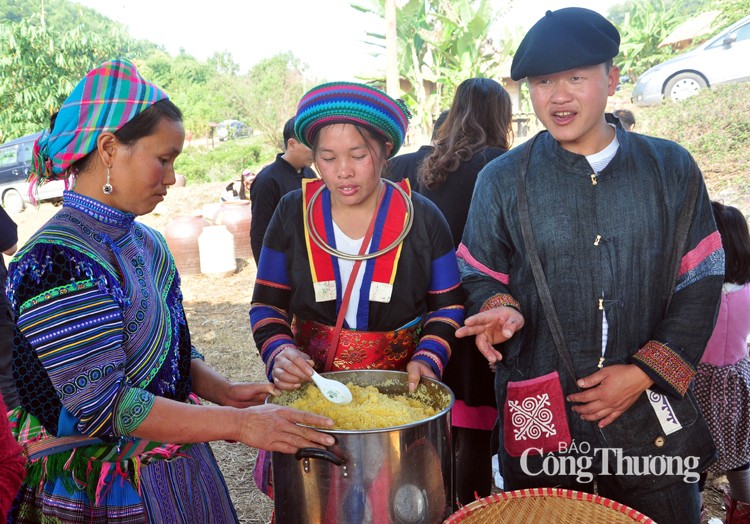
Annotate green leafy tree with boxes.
[1,0,129,34]
[704,0,750,26]
[227,52,312,150]
[138,50,233,140]
[615,0,688,80]
[0,19,137,140]
[353,0,509,141]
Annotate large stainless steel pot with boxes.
[269,370,454,524]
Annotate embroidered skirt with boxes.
[9,404,238,523]
[11,442,237,523]
[694,358,750,473]
[294,319,419,371]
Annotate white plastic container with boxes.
[198,225,236,277]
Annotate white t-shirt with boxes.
[332,222,368,329]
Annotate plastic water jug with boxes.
[198,225,236,277]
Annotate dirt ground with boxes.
[5,181,732,523]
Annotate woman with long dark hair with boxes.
[413,77,513,506]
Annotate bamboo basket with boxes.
[443,488,656,523]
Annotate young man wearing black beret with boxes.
[456,7,723,523]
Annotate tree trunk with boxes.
[385,0,399,98]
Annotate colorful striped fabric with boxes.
[675,230,724,292]
[4,191,240,522]
[250,189,465,380]
[295,81,410,158]
[31,59,168,181]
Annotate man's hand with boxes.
[567,364,654,428]
[455,306,524,364]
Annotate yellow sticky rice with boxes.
[287,382,438,430]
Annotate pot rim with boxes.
[268,369,455,434]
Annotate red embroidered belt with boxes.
[294,319,419,372]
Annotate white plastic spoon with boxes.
[311,371,353,404]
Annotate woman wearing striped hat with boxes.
[5,59,334,523]
[249,82,465,503]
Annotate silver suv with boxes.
[631,14,750,106]
[0,132,64,213]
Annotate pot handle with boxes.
[295,447,346,466]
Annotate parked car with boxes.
[631,14,750,106]
[216,120,251,141]
[0,132,65,213]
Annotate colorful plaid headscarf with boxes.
[295,82,410,158]
[31,58,168,185]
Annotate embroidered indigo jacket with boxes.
[460,126,723,399]
[459,123,724,485]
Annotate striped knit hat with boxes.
[295,82,410,158]
[31,58,168,182]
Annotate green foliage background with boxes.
[0,0,311,150]
[1,0,748,189]
[174,137,271,184]
[641,82,750,191]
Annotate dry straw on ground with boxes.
[8,181,730,524]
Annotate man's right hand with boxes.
[455,306,524,364]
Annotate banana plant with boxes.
[616,0,687,80]
[352,0,508,142]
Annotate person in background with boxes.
[222,169,256,202]
[0,207,24,521]
[249,117,316,264]
[5,59,334,523]
[456,9,723,523]
[0,206,19,409]
[412,77,513,506]
[388,109,449,182]
[250,82,465,505]
[0,392,24,521]
[613,108,636,131]
[694,202,750,523]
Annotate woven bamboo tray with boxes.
[443,488,656,523]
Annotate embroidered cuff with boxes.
[190,347,205,361]
[116,388,156,436]
[264,342,297,381]
[631,340,696,397]
[412,352,443,378]
[480,293,520,312]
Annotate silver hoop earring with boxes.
[102,167,113,195]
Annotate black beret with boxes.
[510,7,620,81]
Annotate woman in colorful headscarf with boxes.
[249,82,465,500]
[5,59,334,524]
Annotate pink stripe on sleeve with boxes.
[457,243,510,285]
[679,231,722,276]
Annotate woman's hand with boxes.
[271,346,316,391]
[455,306,524,364]
[238,404,336,454]
[190,359,280,407]
[220,381,281,408]
[406,360,437,393]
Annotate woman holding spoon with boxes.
[250,81,464,392]
[249,82,465,496]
